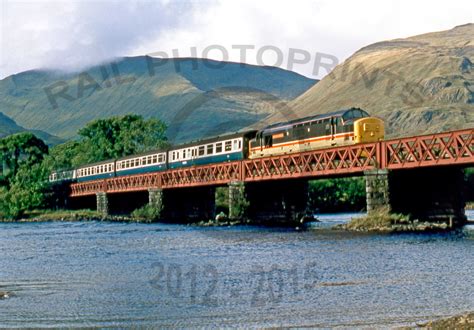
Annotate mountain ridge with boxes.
[0,57,316,143]
[280,23,474,137]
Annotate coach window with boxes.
[157,155,163,163]
[207,144,213,155]
[233,140,239,150]
[216,142,222,153]
[198,146,205,156]
[225,141,232,151]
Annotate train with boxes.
[49,108,384,183]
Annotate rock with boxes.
[0,291,11,299]
[215,212,228,221]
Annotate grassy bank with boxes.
[0,209,153,223]
[336,208,452,233]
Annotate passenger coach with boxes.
[168,131,257,169]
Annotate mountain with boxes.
[277,24,474,137]
[0,112,63,145]
[0,57,316,143]
[0,112,24,137]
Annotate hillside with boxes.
[277,24,474,137]
[0,57,316,143]
[0,112,24,137]
[0,112,63,145]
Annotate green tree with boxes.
[309,177,366,212]
[77,114,168,163]
[0,132,48,181]
[0,163,50,218]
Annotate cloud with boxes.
[0,0,472,79]
[0,0,204,77]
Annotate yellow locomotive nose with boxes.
[354,117,384,143]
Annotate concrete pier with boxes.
[148,188,163,218]
[364,169,390,213]
[96,192,108,218]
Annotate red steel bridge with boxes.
[70,128,474,196]
[67,128,473,224]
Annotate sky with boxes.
[0,0,472,79]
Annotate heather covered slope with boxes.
[281,24,474,137]
[0,57,316,143]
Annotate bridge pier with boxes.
[96,192,108,218]
[148,188,163,217]
[364,167,467,225]
[365,169,390,213]
[229,180,312,225]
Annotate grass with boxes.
[17,209,101,222]
[343,207,408,232]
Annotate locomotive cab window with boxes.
[264,135,272,147]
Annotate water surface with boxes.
[0,212,473,328]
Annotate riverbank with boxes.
[403,312,474,329]
[334,209,455,233]
[0,210,148,223]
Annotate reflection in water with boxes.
[0,213,472,328]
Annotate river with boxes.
[0,211,473,328]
